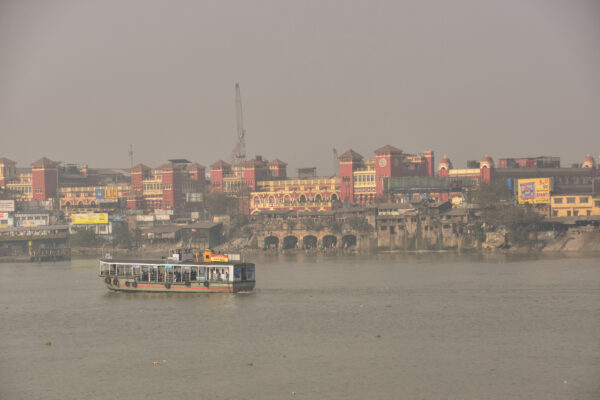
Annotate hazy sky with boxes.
[1,0,599,174]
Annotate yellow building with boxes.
[60,185,129,209]
[550,194,600,217]
[249,177,340,214]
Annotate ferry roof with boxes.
[100,258,252,266]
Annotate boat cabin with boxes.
[99,260,255,284]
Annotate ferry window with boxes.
[595,201,600,207]
[553,198,562,204]
[246,266,255,281]
[573,211,579,216]
[586,210,591,216]
[579,197,588,203]
[567,198,576,204]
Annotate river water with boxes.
[1,253,599,400]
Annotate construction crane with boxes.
[231,83,246,165]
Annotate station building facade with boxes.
[210,145,434,214]
[339,145,434,205]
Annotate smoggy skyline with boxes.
[1,0,599,175]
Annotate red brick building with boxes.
[339,145,435,205]
[31,158,59,201]
[127,162,206,213]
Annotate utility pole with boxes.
[128,145,134,169]
[333,148,339,177]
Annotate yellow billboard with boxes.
[105,187,119,200]
[72,213,108,224]
[517,178,550,204]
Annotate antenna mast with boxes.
[333,148,339,176]
[128,144,133,169]
[231,83,247,164]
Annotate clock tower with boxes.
[374,145,403,197]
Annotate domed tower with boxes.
[479,155,495,183]
[480,155,494,169]
[438,156,452,177]
[582,154,596,169]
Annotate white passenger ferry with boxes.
[99,249,255,293]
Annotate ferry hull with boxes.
[104,279,255,293]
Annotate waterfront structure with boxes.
[0,224,70,261]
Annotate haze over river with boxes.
[1,253,599,399]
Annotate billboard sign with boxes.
[0,212,10,228]
[72,213,109,225]
[0,200,15,212]
[517,178,550,204]
[105,187,119,200]
[95,187,119,200]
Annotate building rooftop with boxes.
[374,145,402,155]
[339,149,363,162]
[268,158,288,167]
[210,160,231,169]
[31,157,59,169]
[131,163,151,172]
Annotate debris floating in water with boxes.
[153,361,159,366]
[44,341,51,346]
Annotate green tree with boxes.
[70,229,105,247]
[470,180,512,206]
[481,205,544,245]
[346,216,374,234]
[204,193,238,217]
[112,222,133,248]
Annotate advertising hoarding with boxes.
[0,212,10,228]
[517,178,550,204]
[72,213,109,225]
[95,187,119,200]
[0,200,15,212]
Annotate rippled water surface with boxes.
[1,253,599,399]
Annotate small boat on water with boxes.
[99,248,255,293]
